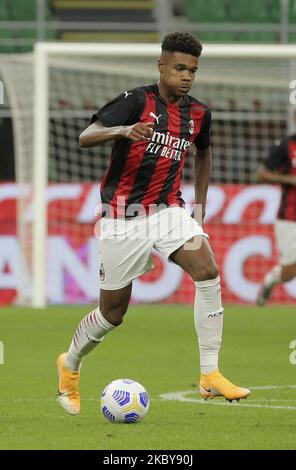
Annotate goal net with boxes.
[1,43,295,306]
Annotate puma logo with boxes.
[149,112,161,124]
[124,91,132,98]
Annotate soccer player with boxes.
[256,120,296,305]
[57,32,250,415]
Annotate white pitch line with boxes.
[247,398,296,402]
[159,389,296,411]
[2,385,296,411]
[249,385,296,390]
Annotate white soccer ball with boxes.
[100,378,150,423]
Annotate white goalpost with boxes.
[1,42,296,306]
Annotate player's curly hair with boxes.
[161,32,202,58]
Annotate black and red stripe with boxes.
[107,92,156,216]
[125,94,168,209]
[140,102,176,207]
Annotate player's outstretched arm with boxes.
[79,121,154,148]
[257,166,296,186]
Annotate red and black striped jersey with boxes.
[264,134,296,221]
[91,84,211,217]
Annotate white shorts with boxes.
[274,219,296,265]
[99,207,208,290]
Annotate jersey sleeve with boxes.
[90,90,143,127]
[194,108,211,150]
[264,139,287,171]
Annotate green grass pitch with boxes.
[0,304,296,450]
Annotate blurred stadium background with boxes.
[1,0,296,306]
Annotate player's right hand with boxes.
[122,122,154,142]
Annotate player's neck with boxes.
[157,83,184,105]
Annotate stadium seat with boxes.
[290,0,296,22]
[226,0,280,23]
[50,0,155,21]
[226,0,280,42]
[195,31,235,43]
[289,0,296,42]
[186,0,227,22]
[186,0,235,43]
[235,32,279,43]
[186,0,280,43]
[50,0,157,43]
[0,0,54,53]
[59,31,159,43]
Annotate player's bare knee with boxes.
[193,264,219,282]
[282,263,296,282]
[102,311,124,327]
[109,316,124,327]
[101,305,127,327]
[290,263,296,277]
